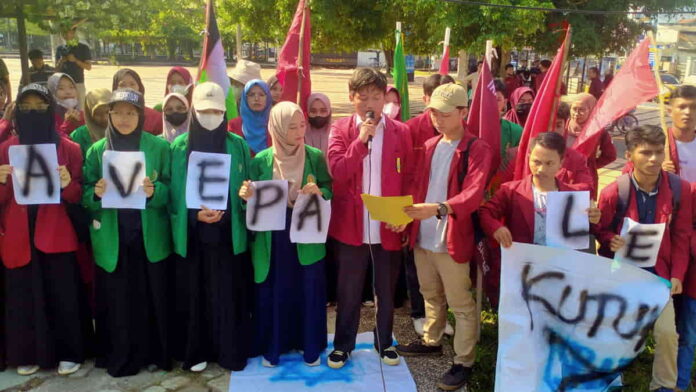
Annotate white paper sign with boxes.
[8,143,61,205]
[246,180,288,231]
[185,151,231,210]
[614,217,666,268]
[101,150,147,209]
[290,193,331,244]
[546,191,590,249]
[495,242,670,392]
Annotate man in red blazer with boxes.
[326,68,414,369]
[595,125,692,392]
[395,83,492,391]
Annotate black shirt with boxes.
[22,65,55,87]
[55,43,91,83]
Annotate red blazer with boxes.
[409,133,492,263]
[406,110,438,172]
[227,117,272,156]
[583,129,616,199]
[327,114,414,251]
[0,135,83,268]
[594,170,692,282]
[558,148,594,192]
[0,119,13,146]
[479,175,582,244]
[686,182,696,299]
[143,106,163,135]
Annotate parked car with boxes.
[658,73,680,104]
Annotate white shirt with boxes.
[359,115,385,244]
[418,139,460,253]
[532,185,551,246]
[676,137,696,183]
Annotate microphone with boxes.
[365,110,375,148]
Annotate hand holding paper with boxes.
[360,194,414,226]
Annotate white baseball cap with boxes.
[192,82,226,111]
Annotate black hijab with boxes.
[15,83,58,145]
[187,111,227,156]
[112,68,145,95]
[106,88,144,152]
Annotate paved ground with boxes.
[0,59,668,391]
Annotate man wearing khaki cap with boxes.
[396,83,493,391]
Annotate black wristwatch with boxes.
[436,202,448,220]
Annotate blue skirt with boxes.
[253,209,327,365]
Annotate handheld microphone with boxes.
[365,110,375,146]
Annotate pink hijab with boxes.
[385,86,402,120]
[305,93,332,154]
[164,66,193,102]
[565,93,597,145]
[503,86,535,125]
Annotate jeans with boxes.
[676,295,696,390]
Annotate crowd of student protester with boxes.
[2,48,696,391]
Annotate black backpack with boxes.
[609,172,682,232]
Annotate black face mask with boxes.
[16,109,56,145]
[516,103,532,117]
[166,112,188,126]
[308,115,330,129]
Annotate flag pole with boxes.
[296,0,309,105]
[547,26,571,133]
[647,31,670,158]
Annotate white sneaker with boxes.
[190,361,207,372]
[412,317,425,337]
[380,347,400,366]
[444,322,454,336]
[17,365,39,376]
[362,300,375,307]
[261,358,276,368]
[304,357,321,367]
[58,361,80,375]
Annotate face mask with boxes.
[308,115,330,129]
[58,98,78,109]
[516,102,532,117]
[166,112,188,127]
[169,84,190,95]
[383,103,400,120]
[196,112,224,131]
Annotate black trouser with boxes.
[333,241,400,353]
[403,248,425,319]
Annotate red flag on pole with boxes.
[467,57,500,170]
[276,0,311,113]
[439,27,451,75]
[513,27,571,180]
[572,38,658,156]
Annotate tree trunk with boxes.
[16,3,29,83]
[384,49,394,75]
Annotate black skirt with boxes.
[94,235,171,377]
[4,250,92,368]
[171,222,253,371]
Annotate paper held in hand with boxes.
[360,194,413,226]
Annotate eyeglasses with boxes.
[109,110,139,118]
[18,103,50,112]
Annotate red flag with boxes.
[276,0,311,113]
[513,27,571,180]
[440,46,450,75]
[467,59,500,170]
[573,38,658,156]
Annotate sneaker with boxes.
[412,317,425,337]
[58,361,80,375]
[17,365,39,376]
[380,347,400,366]
[444,322,455,336]
[395,340,442,357]
[437,364,472,391]
[304,357,321,367]
[261,358,276,368]
[190,361,207,372]
[327,350,349,369]
[362,300,375,307]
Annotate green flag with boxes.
[392,29,410,121]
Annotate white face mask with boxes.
[58,97,79,109]
[383,102,401,120]
[169,84,191,95]
[196,111,224,131]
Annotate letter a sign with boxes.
[9,144,61,205]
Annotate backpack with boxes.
[609,172,682,232]
[456,137,485,242]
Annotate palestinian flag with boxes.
[197,0,238,119]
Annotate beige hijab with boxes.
[269,101,306,204]
[565,93,597,146]
[84,88,112,141]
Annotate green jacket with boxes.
[500,118,523,159]
[82,132,173,273]
[249,145,332,283]
[170,132,251,258]
[70,125,96,157]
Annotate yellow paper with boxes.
[360,194,414,226]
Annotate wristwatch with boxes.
[436,202,448,220]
